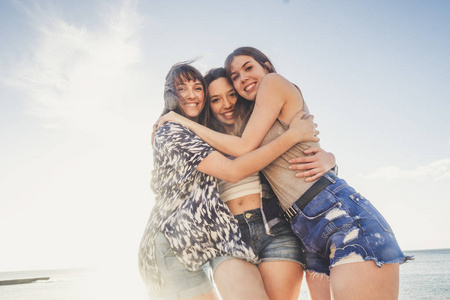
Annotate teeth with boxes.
[223,112,233,117]
[244,83,255,91]
[185,103,197,107]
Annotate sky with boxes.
[0,0,449,296]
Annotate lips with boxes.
[244,82,256,92]
[221,110,234,119]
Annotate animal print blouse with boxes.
[138,122,258,292]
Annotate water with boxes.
[0,249,449,300]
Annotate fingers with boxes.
[295,169,325,181]
[303,146,321,154]
[289,156,315,164]
[304,172,325,182]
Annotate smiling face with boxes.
[175,77,205,118]
[208,77,238,133]
[229,55,269,101]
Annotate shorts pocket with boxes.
[291,200,353,253]
[349,192,394,234]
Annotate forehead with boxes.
[230,55,257,71]
[175,75,202,85]
[208,77,233,93]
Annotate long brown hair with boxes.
[224,47,276,136]
[204,68,252,134]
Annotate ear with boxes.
[264,61,273,72]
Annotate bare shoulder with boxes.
[260,73,290,86]
[260,73,298,95]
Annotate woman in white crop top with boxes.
[201,68,335,300]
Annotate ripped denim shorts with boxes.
[289,173,412,275]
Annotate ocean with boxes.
[0,249,449,300]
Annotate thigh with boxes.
[155,232,215,299]
[304,271,331,300]
[259,261,303,300]
[213,258,269,300]
[330,261,399,300]
[258,221,305,300]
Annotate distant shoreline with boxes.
[0,277,50,286]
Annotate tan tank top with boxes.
[259,103,319,211]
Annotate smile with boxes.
[244,83,256,92]
[184,102,199,107]
[222,111,234,118]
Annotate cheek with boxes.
[210,103,221,117]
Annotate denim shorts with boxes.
[154,232,213,299]
[211,208,306,273]
[289,173,412,275]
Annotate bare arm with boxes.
[158,74,318,156]
[197,111,313,182]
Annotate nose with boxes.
[240,72,248,82]
[223,98,233,109]
[186,87,196,99]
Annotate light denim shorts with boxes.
[289,173,413,275]
[210,208,305,273]
[154,232,213,299]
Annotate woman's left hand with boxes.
[288,147,336,182]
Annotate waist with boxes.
[281,172,337,222]
[234,208,262,225]
[226,193,261,215]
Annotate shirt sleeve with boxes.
[155,122,215,174]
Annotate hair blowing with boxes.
[162,61,207,123]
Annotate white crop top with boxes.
[218,172,261,203]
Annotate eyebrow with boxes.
[230,61,251,77]
[210,88,235,99]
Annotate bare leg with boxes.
[258,261,303,300]
[304,271,331,300]
[213,258,269,300]
[330,261,399,300]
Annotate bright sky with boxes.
[1,0,449,296]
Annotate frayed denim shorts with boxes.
[289,173,412,275]
[154,232,213,299]
[211,208,305,273]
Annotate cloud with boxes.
[5,0,156,136]
[364,158,450,181]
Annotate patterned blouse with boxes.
[138,122,258,292]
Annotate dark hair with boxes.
[202,68,253,136]
[162,61,207,123]
[224,46,276,80]
[223,47,276,135]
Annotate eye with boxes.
[245,66,252,71]
[177,87,185,93]
[210,97,219,104]
[229,92,237,99]
[231,75,239,81]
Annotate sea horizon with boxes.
[1,248,449,300]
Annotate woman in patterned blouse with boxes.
[138,62,321,300]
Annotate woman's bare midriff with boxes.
[226,193,261,216]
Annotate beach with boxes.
[0,249,448,300]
